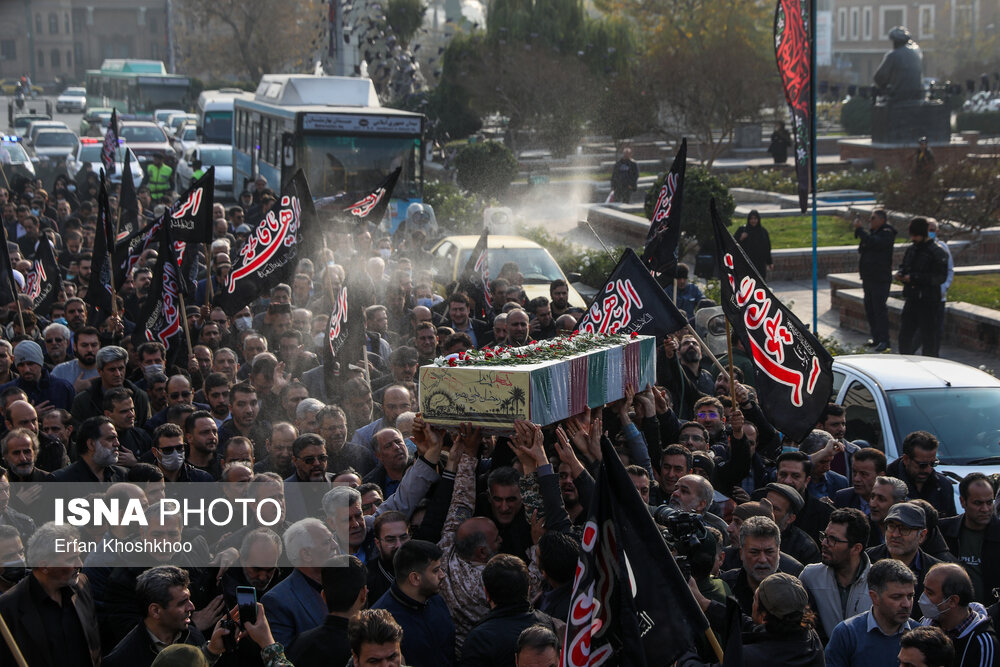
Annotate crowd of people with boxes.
[0,173,992,667]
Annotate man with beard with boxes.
[351,385,412,455]
[71,346,152,427]
[63,296,88,333]
[51,326,101,392]
[184,411,220,478]
[0,524,26,594]
[151,422,213,483]
[53,415,127,482]
[800,508,874,641]
[319,405,376,476]
[819,403,861,479]
[364,428,411,498]
[256,422,297,478]
[143,374,208,434]
[288,555,367,667]
[284,433,335,522]
[660,333,715,420]
[0,523,101,667]
[40,409,72,452]
[367,510,411,602]
[2,428,53,489]
[202,373,231,427]
[211,348,239,384]
[5,400,68,472]
[371,539,454,667]
[886,431,957,517]
[102,388,149,464]
[658,444,692,500]
[342,377,376,437]
[0,341,14,385]
[549,279,579,319]
[722,516,787,614]
[505,309,531,347]
[219,382,270,459]
[41,323,71,367]
[866,503,941,617]
[693,396,728,448]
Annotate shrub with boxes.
[423,178,485,234]
[955,111,1000,135]
[840,96,872,135]
[645,167,735,250]
[454,141,519,198]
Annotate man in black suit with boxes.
[0,523,102,667]
[442,292,491,348]
[287,555,367,667]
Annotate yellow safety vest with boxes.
[147,163,173,196]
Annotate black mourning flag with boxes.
[578,248,688,337]
[116,150,139,242]
[343,166,400,226]
[458,229,491,318]
[563,437,708,666]
[0,221,19,307]
[641,138,686,277]
[711,199,833,442]
[115,217,161,290]
[101,109,119,177]
[23,235,59,317]
[168,167,215,244]
[132,224,184,359]
[216,170,315,316]
[87,177,116,323]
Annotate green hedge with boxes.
[840,96,872,135]
[955,112,1000,135]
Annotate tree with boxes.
[174,0,323,81]
[879,161,1000,233]
[645,166,735,250]
[454,141,519,199]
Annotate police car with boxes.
[65,137,143,187]
[0,135,36,183]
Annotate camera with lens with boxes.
[651,505,717,581]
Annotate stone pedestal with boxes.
[871,101,951,144]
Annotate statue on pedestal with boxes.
[873,27,924,102]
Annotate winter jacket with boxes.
[743,627,825,667]
[899,239,949,301]
[856,223,897,282]
[920,602,999,667]
[800,553,874,640]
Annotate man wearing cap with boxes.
[800,508,875,641]
[866,502,942,615]
[1,340,75,411]
[825,558,919,667]
[141,152,174,202]
[745,572,825,665]
[764,482,821,565]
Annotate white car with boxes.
[154,108,186,130]
[165,112,197,137]
[171,123,199,158]
[832,354,1000,506]
[55,87,87,113]
[176,144,234,195]
[25,120,69,146]
[65,138,143,187]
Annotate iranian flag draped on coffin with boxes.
[418,332,656,430]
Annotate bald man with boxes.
[143,375,210,435]
[5,400,68,473]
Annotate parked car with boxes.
[119,121,173,165]
[176,144,234,195]
[25,120,69,146]
[66,138,142,188]
[10,113,51,138]
[80,108,114,137]
[165,112,197,137]
[171,123,200,157]
[430,235,588,309]
[154,108,186,130]
[28,128,79,179]
[55,86,87,113]
[831,354,1000,506]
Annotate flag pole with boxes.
[724,318,739,408]
[176,289,195,359]
[683,325,728,378]
[203,243,214,307]
[0,610,28,667]
[704,626,725,663]
[810,0,819,334]
[584,220,617,261]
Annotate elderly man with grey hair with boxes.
[71,345,152,426]
[261,517,336,646]
[0,522,101,665]
[41,322,72,365]
[799,428,850,502]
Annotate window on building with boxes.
[66,50,71,67]
[151,42,159,59]
[838,8,847,40]
[881,7,905,38]
[49,13,58,35]
[65,14,70,34]
[51,49,60,68]
[953,5,974,37]
[0,41,15,61]
[863,8,873,41]
[35,14,42,34]
[72,13,82,33]
[150,17,158,33]
[37,50,44,68]
[919,5,935,38]
[850,8,860,40]
[74,42,83,65]
[117,44,129,57]
[103,43,114,59]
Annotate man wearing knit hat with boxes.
[0,340,75,410]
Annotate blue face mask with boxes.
[929,231,936,239]
[30,208,39,216]
[417,297,433,308]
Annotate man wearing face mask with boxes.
[917,563,998,666]
[53,415,128,482]
[232,307,254,334]
[0,524,27,593]
[151,422,213,482]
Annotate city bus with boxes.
[196,88,254,145]
[84,60,191,118]
[233,74,424,231]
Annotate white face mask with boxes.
[143,363,164,380]
[917,591,947,620]
[94,445,119,467]
[159,449,185,472]
[234,316,253,331]
[378,248,392,260]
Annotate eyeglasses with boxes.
[159,445,184,454]
[44,337,64,343]
[912,458,939,469]
[697,411,720,420]
[884,522,919,536]
[819,531,849,545]
[362,499,383,512]
[169,390,193,400]
[301,454,328,465]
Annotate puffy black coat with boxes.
[899,239,948,300]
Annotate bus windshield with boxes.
[198,147,232,167]
[202,111,232,145]
[138,83,188,112]
[298,134,421,201]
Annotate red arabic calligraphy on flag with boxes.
[228,196,302,292]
